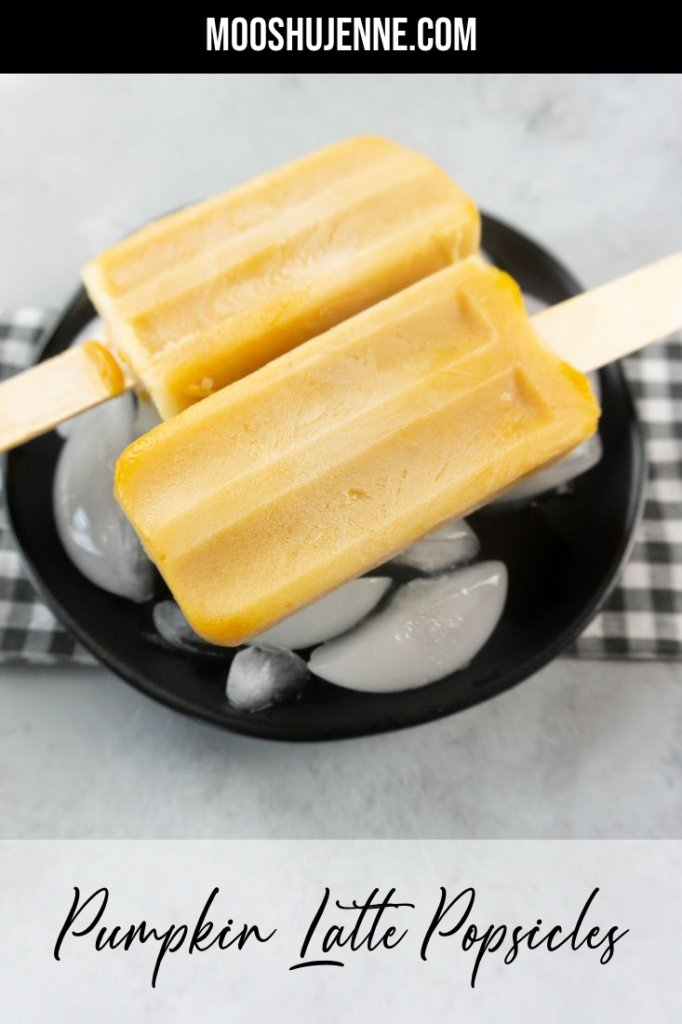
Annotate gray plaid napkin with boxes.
[570,337,682,659]
[1,308,681,665]
[0,310,94,663]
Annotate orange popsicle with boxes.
[83,136,480,418]
[115,258,599,645]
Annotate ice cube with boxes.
[226,646,310,713]
[492,432,603,504]
[152,601,229,659]
[522,293,548,316]
[390,519,480,573]
[69,316,105,348]
[134,398,162,436]
[53,393,155,602]
[246,577,392,650]
[587,370,602,403]
[309,561,507,692]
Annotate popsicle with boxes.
[115,257,599,645]
[82,136,480,418]
[0,138,480,452]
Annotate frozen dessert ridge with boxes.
[115,258,599,645]
[83,136,480,417]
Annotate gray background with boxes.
[1,73,681,838]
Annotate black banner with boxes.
[10,12,675,69]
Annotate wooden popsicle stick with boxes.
[532,253,682,372]
[0,341,133,453]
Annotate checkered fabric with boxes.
[569,336,682,659]
[1,308,681,665]
[0,310,94,664]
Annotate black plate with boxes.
[3,215,646,741]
